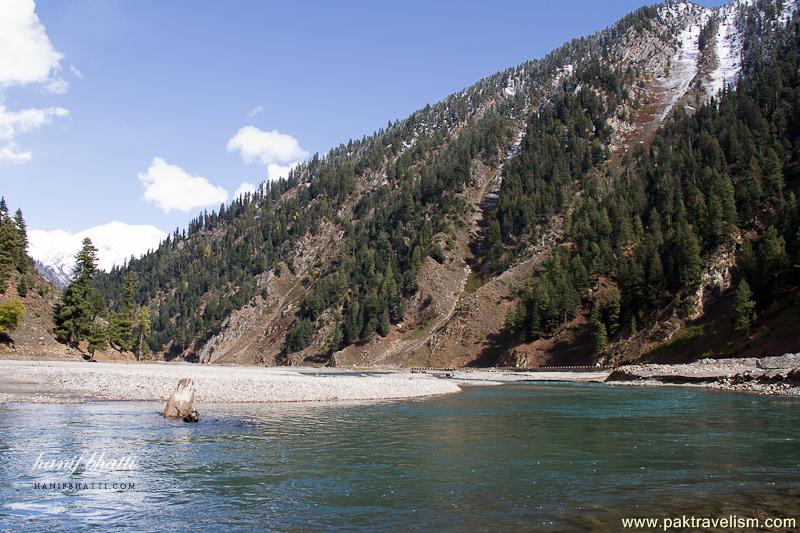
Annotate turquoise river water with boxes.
[0,382,798,531]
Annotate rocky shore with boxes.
[0,360,461,404]
[607,353,800,395]
[2,354,798,405]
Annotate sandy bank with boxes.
[0,360,461,404]
[441,369,611,385]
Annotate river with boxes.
[1,382,798,530]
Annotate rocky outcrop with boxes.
[687,240,739,320]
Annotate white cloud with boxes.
[247,105,264,118]
[0,143,31,163]
[0,0,69,164]
[44,77,68,94]
[0,104,69,141]
[266,162,297,180]
[226,126,307,180]
[0,0,63,88]
[234,182,257,198]
[0,103,69,162]
[69,64,83,79]
[138,157,228,212]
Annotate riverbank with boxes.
[423,368,612,386]
[0,360,460,404]
[2,353,798,404]
[409,354,800,396]
[606,353,800,396]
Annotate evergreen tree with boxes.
[16,275,27,297]
[763,148,784,199]
[757,226,788,302]
[328,322,343,355]
[602,290,621,335]
[0,215,15,290]
[12,209,28,272]
[286,317,314,353]
[54,238,102,347]
[110,272,137,351]
[591,305,608,353]
[377,308,390,337]
[671,213,703,289]
[733,279,756,335]
[134,307,152,360]
[87,323,108,355]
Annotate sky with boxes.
[2,0,727,235]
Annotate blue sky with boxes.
[2,0,726,234]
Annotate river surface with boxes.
[0,383,798,531]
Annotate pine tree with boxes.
[87,323,108,356]
[591,305,608,353]
[134,307,151,360]
[12,209,28,272]
[54,238,102,347]
[361,289,379,339]
[344,300,362,344]
[505,305,522,339]
[0,213,16,291]
[110,272,137,351]
[286,317,314,353]
[756,226,788,303]
[733,279,756,335]
[671,213,703,289]
[328,322,343,355]
[763,148,784,198]
[377,308,390,337]
[524,298,543,340]
[16,275,27,297]
[603,290,621,335]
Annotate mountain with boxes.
[0,200,70,359]
[29,222,167,287]
[95,0,800,367]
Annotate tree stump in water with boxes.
[162,378,197,420]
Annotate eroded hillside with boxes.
[96,0,800,368]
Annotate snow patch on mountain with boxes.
[29,221,167,286]
[779,0,798,25]
[708,3,744,96]
[659,13,704,121]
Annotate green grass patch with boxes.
[465,271,485,294]
[407,325,429,340]
[645,324,705,360]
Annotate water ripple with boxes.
[0,384,798,530]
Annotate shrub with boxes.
[0,300,25,333]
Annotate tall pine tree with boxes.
[54,238,103,347]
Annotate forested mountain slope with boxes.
[0,199,70,359]
[95,0,800,367]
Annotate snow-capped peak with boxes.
[29,221,167,286]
